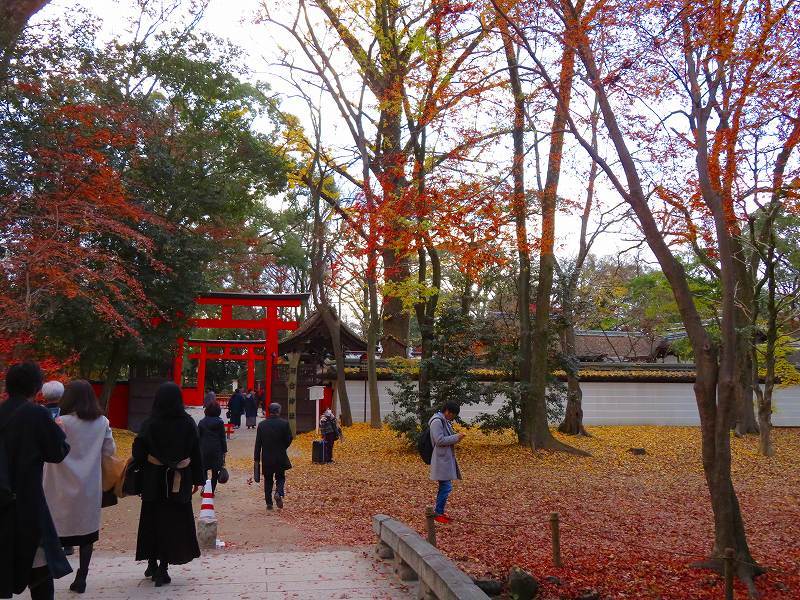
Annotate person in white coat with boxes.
[43,380,115,594]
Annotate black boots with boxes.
[28,567,54,600]
[153,561,171,587]
[146,558,170,586]
[69,568,87,593]
[144,560,158,578]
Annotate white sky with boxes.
[33,0,651,267]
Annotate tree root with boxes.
[734,423,760,436]
[691,555,766,599]
[557,422,592,437]
[532,437,591,457]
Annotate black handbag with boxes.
[120,458,143,497]
[218,467,229,484]
[101,489,118,508]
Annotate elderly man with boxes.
[253,403,293,511]
[41,380,65,412]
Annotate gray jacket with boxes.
[428,412,462,481]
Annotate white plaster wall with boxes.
[339,380,800,427]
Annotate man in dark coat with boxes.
[253,402,293,511]
[228,388,244,429]
[0,362,71,600]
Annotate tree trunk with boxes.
[498,17,532,446]
[381,250,410,357]
[308,165,354,426]
[377,46,411,359]
[0,0,50,79]
[757,390,774,457]
[529,33,582,452]
[320,304,353,426]
[758,236,779,457]
[416,247,434,418]
[557,96,598,437]
[99,342,125,414]
[735,258,759,436]
[558,319,588,436]
[460,275,474,317]
[417,319,434,416]
[366,271,382,427]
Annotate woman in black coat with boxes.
[198,401,227,492]
[243,390,258,429]
[133,383,204,587]
[0,362,71,600]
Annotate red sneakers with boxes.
[434,514,452,524]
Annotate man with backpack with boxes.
[423,401,465,524]
[0,362,71,600]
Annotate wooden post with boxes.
[287,352,300,436]
[550,512,561,567]
[425,507,437,547]
[724,547,735,600]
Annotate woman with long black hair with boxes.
[132,382,204,587]
[43,380,115,594]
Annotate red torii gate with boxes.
[185,339,266,400]
[173,292,308,405]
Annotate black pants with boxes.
[323,433,336,462]
[263,470,286,506]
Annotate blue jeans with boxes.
[435,480,453,515]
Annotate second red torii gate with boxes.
[173,292,308,405]
[186,339,267,396]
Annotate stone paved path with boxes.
[52,550,416,599]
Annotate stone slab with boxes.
[50,549,415,599]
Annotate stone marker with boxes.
[508,567,539,600]
[197,518,217,550]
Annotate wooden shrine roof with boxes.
[278,310,368,355]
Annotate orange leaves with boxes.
[259,424,800,599]
[0,96,161,355]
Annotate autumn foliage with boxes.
[226,424,800,599]
[0,96,159,368]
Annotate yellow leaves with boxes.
[111,428,135,458]
[758,335,800,388]
[381,277,439,313]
